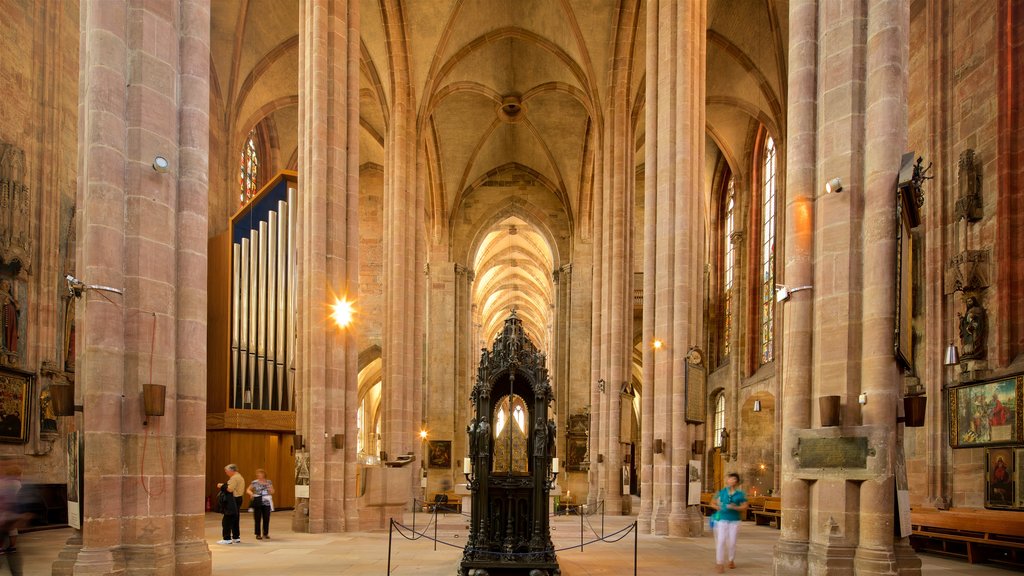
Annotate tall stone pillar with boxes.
[65,1,212,574]
[423,260,459,493]
[641,0,706,537]
[773,0,816,572]
[379,0,423,493]
[590,0,640,517]
[775,1,920,574]
[295,0,360,533]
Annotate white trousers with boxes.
[714,519,740,565]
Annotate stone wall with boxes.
[905,0,1007,510]
[0,0,79,487]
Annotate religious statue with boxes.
[0,279,18,363]
[958,295,987,360]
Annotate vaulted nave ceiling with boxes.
[209,0,788,241]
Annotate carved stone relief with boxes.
[0,142,32,273]
[955,149,983,222]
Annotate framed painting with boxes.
[566,436,588,471]
[428,440,451,469]
[948,375,1023,448]
[894,152,923,369]
[985,447,1015,509]
[0,367,31,443]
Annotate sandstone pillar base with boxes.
[808,542,856,576]
[772,538,809,576]
[667,508,688,537]
[173,540,212,576]
[652,509,670,535]
[50,531,82,576]
[893,540,922,576]
[852,546,898,576]
[68,548,123,576]
[292,499,310,532]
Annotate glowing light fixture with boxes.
[652,339,663,350]
[419,430,428,440]
[331,297,355,329]
[825,177,843,194]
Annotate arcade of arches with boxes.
[1,0,1023,574]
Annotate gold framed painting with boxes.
[0,367,32,443]
[948,375,1022,448]
[428,440,451,469]
[985,447,1015,509]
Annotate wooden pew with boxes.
[750,497,781,528]
[699,492,715,516]
[910,508,1024,567]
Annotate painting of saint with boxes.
[951,376,1021,448]
[986,448,1014,508]
[428,440,451,469]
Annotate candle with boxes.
[464,457,472,474]
[552,457,559,474]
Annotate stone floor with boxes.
[11,510,1021,575]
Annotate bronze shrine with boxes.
[461,311,559,576]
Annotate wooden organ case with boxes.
[461,311,559,576]
[206,172,298,508]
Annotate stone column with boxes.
[295,0,360,533]
[65,1,212,574]
[642,0,706,537]
[379,0,420,473]
[773,0,816,572]
[775,1,920,574]
[855,0,916,572]
[424,260,458,493]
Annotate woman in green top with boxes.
[711,472,748,572]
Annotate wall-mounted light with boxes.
[944,342,959,366]
[49,383,75,417]
[776,284,813,303]
[332,434,345,450]
[753,399,762,412]
[152,156,170,174]
[652,339,663,350]
[858,393,868,405]
[419,429,428,440]
[330,298,355,329]
[653,439,664,454]
[825,177,843,194]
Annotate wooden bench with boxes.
[427,492,462,514]
[910,508,1024,567]
[750,497,781,528]
[699,492,715,516]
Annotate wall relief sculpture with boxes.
[959,295,988,361]
[0,142,32,273]
[955,148,983,222]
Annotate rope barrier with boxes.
[386,499,637,575]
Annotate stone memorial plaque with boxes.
[796,437,869,469]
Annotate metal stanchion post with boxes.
[413,500,417,533]
[580,506,584,551]
[633,521,638,576]
[601,500,605,537]
[388,518,394,574]
[434,506,438,552]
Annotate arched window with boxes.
[713,393,726,448]
[239,129,260,205]
[721,176,735,359]
[760,136,777,364]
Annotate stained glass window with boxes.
[239,129,259,205]
[722,177,735,359]
[760,136,777,364]
[713,394,726,448]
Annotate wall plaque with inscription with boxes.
[796,437,869,469]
